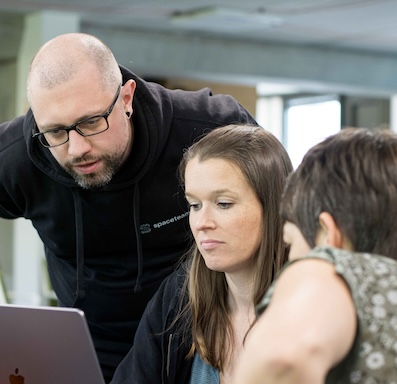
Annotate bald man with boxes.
[0,33,256,382]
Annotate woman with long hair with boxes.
[110,124,293,384]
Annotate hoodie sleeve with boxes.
[110,266,187,384]
[0,117,29,219]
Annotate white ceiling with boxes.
[1,0,397,54]
[2,0,397,96]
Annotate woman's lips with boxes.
[200,239,223,250]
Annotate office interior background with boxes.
[1,0,397,305]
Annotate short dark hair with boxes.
[281,127,397,258]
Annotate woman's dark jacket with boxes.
[110,265,193,384]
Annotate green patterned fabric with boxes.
[257,246,397,384]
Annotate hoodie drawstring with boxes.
[71,189,86,299]
[133,183,143,293]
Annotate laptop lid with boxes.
[0,304,105,384]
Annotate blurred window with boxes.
[284,95,341,169]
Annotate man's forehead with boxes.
[31,84,109,129]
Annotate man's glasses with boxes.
[32,84,121,148]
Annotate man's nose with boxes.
[67,130,92,157]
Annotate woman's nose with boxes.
[192,207,216,230]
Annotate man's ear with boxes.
[318,212,344,248]
[121,79,136,111]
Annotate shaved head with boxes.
[27,33,122,103]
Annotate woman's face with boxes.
[185,157,263,275]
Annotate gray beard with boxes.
[63,153,123,189]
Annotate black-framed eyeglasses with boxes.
[32,84,121,148]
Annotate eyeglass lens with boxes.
[39,116,109,147]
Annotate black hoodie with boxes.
[0,66,256,381]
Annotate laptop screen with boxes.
[0,304,105,384]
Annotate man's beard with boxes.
[62,153,124,189]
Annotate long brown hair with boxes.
[178,124,293,370]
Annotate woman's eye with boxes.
[188,203,200,211]
[218,202,232,209]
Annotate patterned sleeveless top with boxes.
[257,246,397,384]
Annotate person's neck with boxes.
[221,273,256,384]
[225,272,255,315]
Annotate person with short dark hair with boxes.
[234,127,397,384]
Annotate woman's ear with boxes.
[317,212,344,248]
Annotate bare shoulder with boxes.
[259,257,357,367]
[269,257,355,324]
[275,257,343,295]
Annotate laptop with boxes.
[0,304,106,384]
